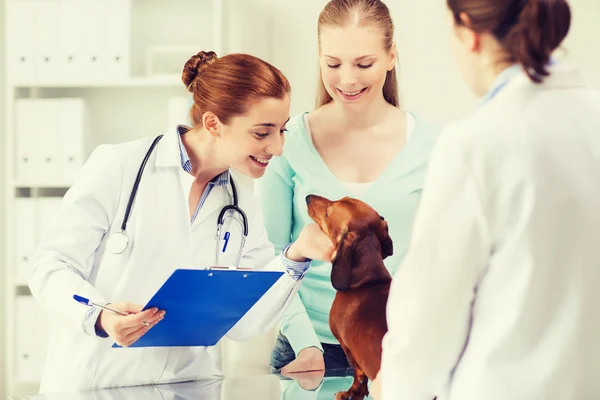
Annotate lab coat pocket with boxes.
[215,217,245,268]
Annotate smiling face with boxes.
[318,24,396,109]
[214,95,290,178]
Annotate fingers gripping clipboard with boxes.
[112,268,284,348]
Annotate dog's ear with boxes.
[330,229,355,292]
[377,219,393,259]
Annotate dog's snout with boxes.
[306,195,314,204]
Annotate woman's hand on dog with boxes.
[280,346,325,375]
[95,302,165,347]
[286,222,334,262]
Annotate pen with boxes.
[222,231,230,253]
[73,295,151,326]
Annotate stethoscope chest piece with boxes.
[107,231,129,254]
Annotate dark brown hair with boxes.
[182,51,291,126]
[447,0,571,83]
[316,0,399,107]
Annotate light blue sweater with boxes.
[256,112,438,354]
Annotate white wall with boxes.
[270,0,325,116]
[270,0,600,126]
[559,0,600,89]
[391,0,478,126]
[392,0,600,125]
[0,0,6,395]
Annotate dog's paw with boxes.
[335,391,365,400]
[335,391,351,400]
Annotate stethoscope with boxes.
[106,134,249,268]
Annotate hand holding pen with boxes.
[74,295,166,347]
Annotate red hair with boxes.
[182,51,291,126]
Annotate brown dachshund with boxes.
[306,194,393,400]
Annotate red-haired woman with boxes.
[28,51,334,394]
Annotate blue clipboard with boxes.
[112,268,284,348]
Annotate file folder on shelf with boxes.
[113,268,284,348]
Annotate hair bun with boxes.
[182,51,218,93]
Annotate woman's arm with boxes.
[254,155,325,354]
[255,153,295,254]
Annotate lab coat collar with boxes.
[156,126,234,226]
[155,126,183,168]
[193,183,230,228]
[500,63,589,97]
[480,63,522,105]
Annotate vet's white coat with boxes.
[29,128,300,393]
[382,64,600,399]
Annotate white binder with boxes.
[83,0,108,81]
[59,98,88,184]
[15,296,50,382]
[36,100,61,184]
[15,198,37,285]
[105,0,131,79]
[17,98,87,185]
[59,0,85,81]
[15,99,42,183]
[7,0,37,84]
[35,0,61,83]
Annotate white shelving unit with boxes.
[3,0,226,397]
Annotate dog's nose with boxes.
[306,195,314,204]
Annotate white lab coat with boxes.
[381,63,600,400]
[29,128,302,393]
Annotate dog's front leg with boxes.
[335,367,369,400]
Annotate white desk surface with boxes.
[11,371,367,400]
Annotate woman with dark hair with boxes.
[374,0,600,399]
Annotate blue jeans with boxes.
[270,332,355,376]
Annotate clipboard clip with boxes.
[206,266,253,271]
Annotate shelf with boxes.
[13,76,184,89]
[12,379,41,398]
[3,0,228,397]
[14,378,41,386]
[15,282,30,289]
[12,180,73,189]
